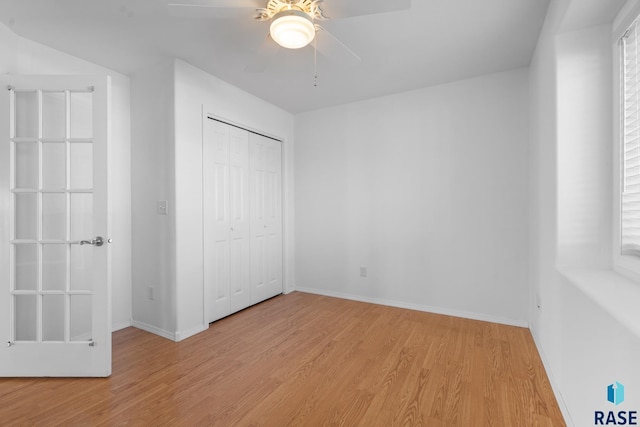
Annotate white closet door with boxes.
[250,133,282,303]
[203,120,231,321]
[204,119,281,323]
[228,127,251,313]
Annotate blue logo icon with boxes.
[608,381,625,406]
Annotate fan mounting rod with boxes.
[255,0,327,21]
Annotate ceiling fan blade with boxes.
[321,0,411,19]
[167,0,261,18]
[244,34,281,73]
[168,0,260,8]
[314,25,361,67]
[167,5,252,19]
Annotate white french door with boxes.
[0,75,111,377]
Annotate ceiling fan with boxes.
[167,0,411,73]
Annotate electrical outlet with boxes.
[148,286,154,300]
[360,266,368,277]
[157,200,168,215]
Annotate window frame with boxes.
[614,0,640,282]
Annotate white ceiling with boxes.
[0,0,550,113]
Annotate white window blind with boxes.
[622,19,640,255]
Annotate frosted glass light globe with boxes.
[270,10,315,49]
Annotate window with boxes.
[621,17,640,256]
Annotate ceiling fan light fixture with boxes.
[270,9,315,49]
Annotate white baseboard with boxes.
[131,321,208,342]
[295,286,529,328]
[175,324,208,342]
[132,320,176,341]
[112,319,133,333]
[529,324,573,427]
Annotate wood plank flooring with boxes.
[0,292,565,426]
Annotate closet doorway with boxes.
[203,117,283,323]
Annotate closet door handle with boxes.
[230,226,235,231]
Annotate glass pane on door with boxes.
[70,193,92,241]
[71,245,92,291]
[15,244,37,291]
[42,295,65,341]
[42,92,66,139]
[70,142,92,188]
[15,91,38,138]
[42,244,66,291]
[15,295,37,341]
[42,193,67,240]
[70,92,92,139]
[15,142,38,189]
[42,142,66,190]
[70,294,92,341]
[15,193,37,240]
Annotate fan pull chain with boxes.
[313,31,318,87]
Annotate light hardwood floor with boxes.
[0,292,565,426]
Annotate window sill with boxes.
[558,268,640,339]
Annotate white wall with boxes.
[0,23,132,332]
[173,59,295,339]
[130,60,177,338]
[294,69,530,326]
[529,0,640,425]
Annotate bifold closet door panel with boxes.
[249,133,283,304]
[228,127,251,314]
[203,119,231,322]
[204,122,251,322]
